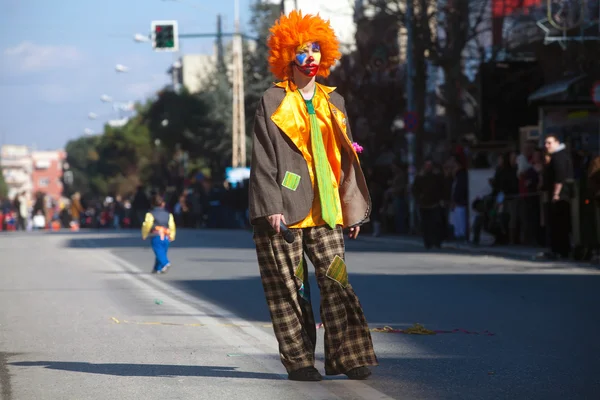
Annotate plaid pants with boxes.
[254,225,378,374]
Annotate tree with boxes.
[64,135,102,197]
[144,85,231,180]
[243,1,281,120]
[323,9,406,167]
[0,167,8,198]
[66,105,155,197]
[242,1,281,159]
[365,0,492,146]
[61,2,284,195]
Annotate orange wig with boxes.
[267,10,341,81]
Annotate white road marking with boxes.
[89,240,395,400]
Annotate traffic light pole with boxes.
[151,16,254,168]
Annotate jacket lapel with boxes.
[329,102,358,160]
[270,81,307,153]
[270,81,357,159]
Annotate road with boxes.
[1,229,599,400]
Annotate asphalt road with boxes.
[1,229,599,400]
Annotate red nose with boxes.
[307,56,314,63]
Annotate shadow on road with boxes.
[64,229,257,250]
[10,361,282,379]
[169,273,600,328]
[59,229,562,265]
[164,273,600,398]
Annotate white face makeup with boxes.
[294,42,321,77]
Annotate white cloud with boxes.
[3,41,83,72]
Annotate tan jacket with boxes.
[248,82,371,228]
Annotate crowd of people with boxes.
[368,134,598,261]
[2,134,598,262]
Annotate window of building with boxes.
[39,178,50,187]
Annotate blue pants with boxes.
[151,235,170,271]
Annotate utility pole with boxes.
[231,0,246,167]
[405,0,416,233]
[147,13,256,168]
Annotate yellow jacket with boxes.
[141,212,176,241]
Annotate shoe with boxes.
[156,264,171,274]
[288,367,322,381]
[345,366,372,380]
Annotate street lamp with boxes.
[134,33,150,42]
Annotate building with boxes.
[282,0,358,50]
[31,150,67,201]
[0,146,66,202]
[0,145,33,200]
[178,54,217,94]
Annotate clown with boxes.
[248,11,377,381]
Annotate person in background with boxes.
[441,161,454,241]
[413,158,444,248]
[388,162,407,234]
[587,155,600,258]
[112,195,124,229]
[544,135,574,259]
[0,195,12,231]
[450,155,469,242]
[70,192,84,229]
[367,167,384,237]
[517,153,539,245]
[132,186,150,228]
[531,149,545,245]
[15,191,28,231]
[141,194,176,274]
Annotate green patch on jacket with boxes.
[282,171,301,191]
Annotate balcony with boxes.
[0,158,32,170]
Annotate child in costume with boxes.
[248,10,377,382]
[142,194,176,274]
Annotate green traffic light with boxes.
[153,23,176,49]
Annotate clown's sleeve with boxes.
[168,213,176,242]
[141,213,154,240]
[248,99,284,222]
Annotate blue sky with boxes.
[0,0,255,150]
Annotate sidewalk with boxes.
[358,234,544,260]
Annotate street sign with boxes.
[403,111,418,131]
[592,81,600,107]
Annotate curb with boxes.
[357,235,541,260]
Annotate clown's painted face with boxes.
[294,42,321,77]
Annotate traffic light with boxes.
[151,20,179,52]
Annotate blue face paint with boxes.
[312,42,321,52]
[295,53,308,65]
